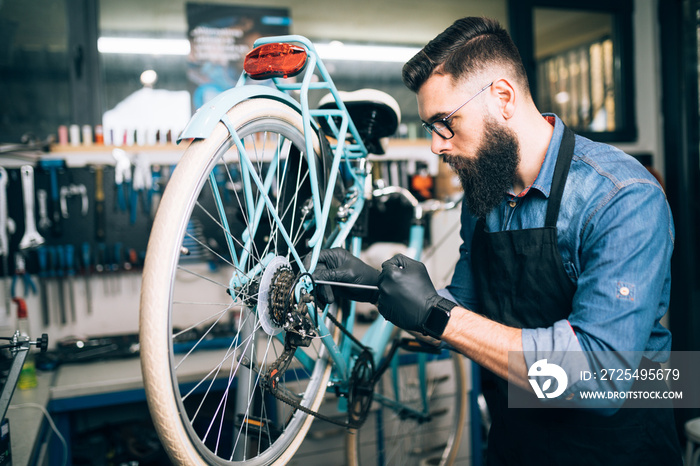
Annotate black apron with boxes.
[470,126,681,466]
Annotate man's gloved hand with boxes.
[310,248,380,304]
[377,254,444,334]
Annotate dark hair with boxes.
[402,17,529,94]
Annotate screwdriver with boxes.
[313,280,378,291]
[82,242,93,314]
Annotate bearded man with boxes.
[313,17,682,465]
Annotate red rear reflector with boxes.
[244,43,307,80]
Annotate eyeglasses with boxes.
[421,82,493,140]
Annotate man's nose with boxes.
[430,133,451,155]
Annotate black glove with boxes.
[310,248,380,304]
[377,254,445,334]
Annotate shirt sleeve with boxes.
[522,179,674,408]
[445,200,480,312]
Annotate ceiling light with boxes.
[98,37,191,55]
[314,43,420,63]
[97,36,420,63]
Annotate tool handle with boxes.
[81,242,91,272]
[113,242,122,272]
[20,166,38,233]
[56,245,65,278]
[65,244,75,276]
[0,168,8,255]
[95,167,106,240]
[37,247,48,278]
[49,168,62,237]
[313,280,379,291]
[46,246,56,278]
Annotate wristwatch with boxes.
[421,298,457,339]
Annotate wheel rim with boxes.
[348,350,466,466]
[153,115,336,464]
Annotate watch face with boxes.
[424,306,450,338]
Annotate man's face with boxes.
[417,74,520,218]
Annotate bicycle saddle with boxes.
[318,89,401,155]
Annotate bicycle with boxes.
[139,35,466,465]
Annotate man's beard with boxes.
[443,118,520,218]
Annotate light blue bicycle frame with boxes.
[180,34,433,411]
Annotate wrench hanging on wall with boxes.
[18,165,45,250]
[38,159,66,238]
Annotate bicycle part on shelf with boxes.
[348,350,375,426]
[18,165,45,250]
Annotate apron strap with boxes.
[545,126,576,228]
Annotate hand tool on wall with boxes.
[59,184,88,219]
[55,245,67,325]
[36,247,50,326]
[46,246,60,324]
[37,159,65,237]
[111,242,122,293]
[148,165,162,218]
[81,242,93,315]
[96,242,107,294]
[131,154,152,224]
[18,165,45,250]
[37,189,51,231]
[94,166,106,241]
[65,244,77,322]
[112,148,131,212]
[0,167,11,314]
[10,252,37,298]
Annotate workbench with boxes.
[7,356,148,466]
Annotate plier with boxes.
[131,154,152,223]
[11,252,37,297]
[112,148,132,212]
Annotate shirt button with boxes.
[508,200,517,208]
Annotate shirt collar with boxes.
[521,113,565,199]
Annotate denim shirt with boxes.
[444,114,674,401]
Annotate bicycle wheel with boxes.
[346,342,467,466]
[140,98,342,465]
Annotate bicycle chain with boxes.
[261,292,374,429]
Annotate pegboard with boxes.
[1,163,156,279]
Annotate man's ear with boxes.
[491,78,517,120]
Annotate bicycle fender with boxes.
[178,85,304,141]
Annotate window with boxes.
[0,0,70,143]
[509,0,636,142]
